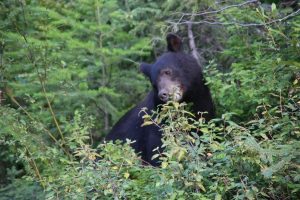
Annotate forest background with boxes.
[0,0,299,199]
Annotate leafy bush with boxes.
[204,6,300,120]
[1,79,299,199]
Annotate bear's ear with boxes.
[166,33,182,52]
[140,63,152,78]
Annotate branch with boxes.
[187,22,202,69]
[169,8,300,27]
[177,0,258,17]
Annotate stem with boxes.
[25,146,45,189]
[95,2,110,131]
[39,75,66,143]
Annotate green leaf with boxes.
[271,3,276,12]
[141,121,154,127]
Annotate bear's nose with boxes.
[158,91,169,102]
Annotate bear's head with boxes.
[140,33,204,103]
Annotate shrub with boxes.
[1,78,298,199]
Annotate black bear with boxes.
[105,33,215,166]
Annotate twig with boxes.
[279,90,283,118]
[0,42,4,70]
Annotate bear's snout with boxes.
[158,90,169,102]
[158,85,183,102]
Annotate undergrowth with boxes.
[0,78,299,199]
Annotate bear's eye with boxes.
[163,70,171,75]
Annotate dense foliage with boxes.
[0,0,299,199]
